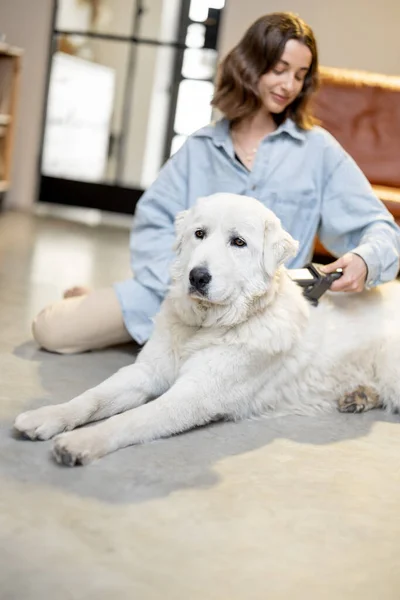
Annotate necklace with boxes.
[232,132,262,163]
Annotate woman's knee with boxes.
[32,289,129,354]
[32,304,75,354]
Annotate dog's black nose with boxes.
[189,267,212,291]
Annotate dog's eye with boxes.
[231,237,247,247]
[194,229,205,240]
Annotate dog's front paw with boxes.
[14,405,69,440]
[53,428,109,466]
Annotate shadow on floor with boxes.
[1,340,397,506]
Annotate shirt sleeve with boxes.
[318,140,400,287]
[114,143,189,344]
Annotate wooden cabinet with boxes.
[0,43,22,194]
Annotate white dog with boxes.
[14,193,400,465]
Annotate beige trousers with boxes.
[32,288,132,354]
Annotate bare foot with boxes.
[63,286,91,299]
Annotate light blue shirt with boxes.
[114,118,400,344]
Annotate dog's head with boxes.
[170,193,298,322]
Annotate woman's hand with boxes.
[320,253,368,292]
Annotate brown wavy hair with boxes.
[211,12,319,129]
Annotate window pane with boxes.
[189,0,225,22]
[189,0,209,22]
[42,39,132,184]
[56,0,182,43]
[185,23,206,49]
[42,51,116,183]
[42,41,179,189]
[174,79,214,136]
[139,0,182,43]
[56,0,135,36]
[182,48,217,80]
[121,44,178,188]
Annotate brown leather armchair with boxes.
[312,65,400,258]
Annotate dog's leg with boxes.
[51,351,263,465]
[337,385,382,413]
[14,334,175,441]
[52,379,223,465]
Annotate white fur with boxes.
[14,193,400,465]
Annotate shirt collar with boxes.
[193,117,306,147]
[269,118,306,142]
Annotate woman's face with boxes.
[258,39,312,114]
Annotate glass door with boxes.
[38,0,225,215]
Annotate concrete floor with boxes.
[1,210,400,600]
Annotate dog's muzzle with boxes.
[189,266,212,296]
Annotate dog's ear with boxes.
[173,210,189,253]
[263,217,299,277]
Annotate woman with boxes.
[33,12,400,354]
